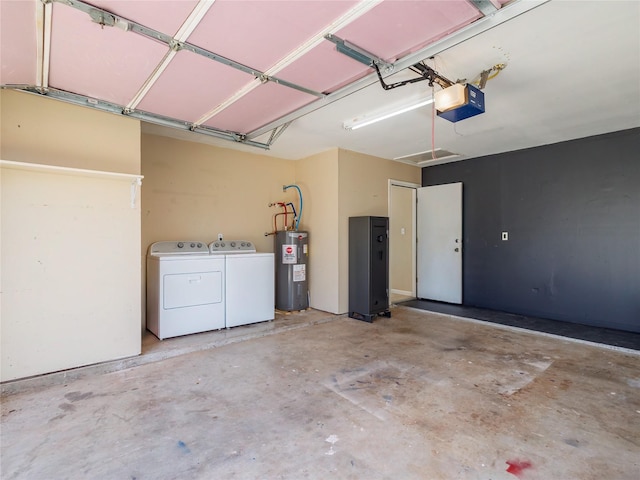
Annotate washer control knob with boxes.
[221,242,225,247]
[231,242,236,247]
[177,242,184,248]
[247,242,252,247]
[197,243,202,248]
[241,242,246,247]
[190,243,195,248]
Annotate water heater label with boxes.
[293,264,306,282]
[282,244,297,264]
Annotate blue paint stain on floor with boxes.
[177,440,191,454]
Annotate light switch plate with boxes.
[502,231,508,241]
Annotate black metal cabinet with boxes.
[348,216,391,322]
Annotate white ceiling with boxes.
[143,0,640,165]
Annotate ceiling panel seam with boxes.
[35,0,52,89]
[125,49,178,112]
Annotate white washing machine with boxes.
[209,240,275,328]
[147,241,225,339]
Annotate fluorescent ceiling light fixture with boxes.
[344,97,434,130]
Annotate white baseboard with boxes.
[391,289,413,296]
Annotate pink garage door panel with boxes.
[48,3,168,107]
[278,40,372,94]
[88,0,198,37]
[0,0,37,85]
[137,49,254,123]
[337,0,481,63]
[187,0,358,73]
[203,82,316,133]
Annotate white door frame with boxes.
[388,179,420,298]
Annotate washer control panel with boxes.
[149,241,209,255]
[209,240,256,254]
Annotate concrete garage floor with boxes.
[1,306,639,479]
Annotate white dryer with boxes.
[209,241,275,328]
[147,241,225,340]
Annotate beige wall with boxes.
[141,134,296,254]
[389,184,415,295]
[337,149,420,313]
[1,90,142,381]
[0,90,140,174]
[294,149,339,313]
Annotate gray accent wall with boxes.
[422,128,640,333]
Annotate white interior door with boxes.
[417,182,462,303]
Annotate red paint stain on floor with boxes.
[506,459,533,478]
